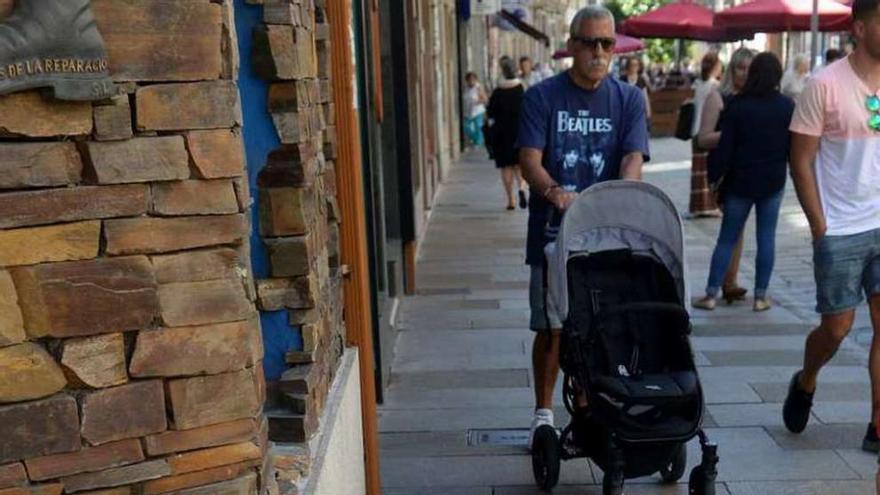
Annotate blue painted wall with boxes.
[234,0,302,381]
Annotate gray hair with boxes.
[791,53,810,71]
[499,56,518,80]
[569,6,615,38]
[720,47,756,95]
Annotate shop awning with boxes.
[498,9,550,47]
[714,0,851,32]
[620,0,753,41]
[614,33,646,54]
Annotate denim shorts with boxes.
[529,265,562,331]
[813,227,880,314]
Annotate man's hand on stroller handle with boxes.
[519,147,577,210]
[546,186,577,211]
[521,148,576,210]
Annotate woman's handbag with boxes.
[482,120,495,159]
[674,101,695,141]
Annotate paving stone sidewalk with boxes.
[378,139,876,494]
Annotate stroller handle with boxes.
[544,205,564,232]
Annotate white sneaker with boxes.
[529,408,555,449]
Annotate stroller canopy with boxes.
[548,181,687,321]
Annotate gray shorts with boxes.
[813,227,880,314]
[529,265,562,331]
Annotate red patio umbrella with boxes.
[551,33,645,59]
[620,0,752,41]
[615,33,646,54]
[714,0,851,32]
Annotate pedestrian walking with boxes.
[695,47,756,304]
[783,0,880,454]
[520,56,542,88]
[692,52,722,138]
[487,56,528,210]
[620,56,653,128]
[689,52,723,218]
[692,52,794,312]
[516,5,649,446]
[535,61,554,81]
[463,72,488,147]
[781,53,810,99]
[824,48,844,67]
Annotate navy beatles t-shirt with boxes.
[516,71,650,265]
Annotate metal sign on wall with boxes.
[501,0,532,8]
[0,0,115,101]
[471,0,501,15]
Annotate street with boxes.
[379,138,876,494]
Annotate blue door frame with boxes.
[233,0,302,381]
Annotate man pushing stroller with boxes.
[517,4,649,445]
[518,11,720,494]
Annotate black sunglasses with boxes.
[571,36,616,52]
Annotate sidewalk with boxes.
[378,139,876,494]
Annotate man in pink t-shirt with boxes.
[785,0,880,453]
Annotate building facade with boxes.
[0,0,584,494]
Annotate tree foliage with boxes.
[604,0,689,65]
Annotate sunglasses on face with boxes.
[571,36,616,52]
[866,94,880,130]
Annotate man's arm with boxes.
[520,148,551,191]
[620,151,644,180]
[520,147,576,210]
[789,132,825,239]
[619,87,650,179]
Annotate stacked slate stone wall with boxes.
[249,0,348,469]
[0,1,270,494]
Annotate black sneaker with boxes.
[863,423,879,453]
[782,371,814,433]
[518,190,528,209]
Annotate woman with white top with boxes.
[781,53,810,99]
[692,52,722,138]
[463,72,488,147]
[689,52,723,217]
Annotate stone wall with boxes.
[249,0,348,457]
[0,1,268,494]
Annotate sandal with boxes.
[753,298,771,312]
[722,286,747,304]
[518,190,528,209]
[692,296,717,311]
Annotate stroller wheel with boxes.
[531,425,560,491]
[688,465,716,495]
[602,470,624,495]
[659,442,687,483]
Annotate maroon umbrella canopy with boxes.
[714,0,851,32]
[620,0,752,41]
[615,33,646,54]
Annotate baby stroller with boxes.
[531,181,719,495]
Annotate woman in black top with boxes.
[694,52,795,312]
[487,56,527,210]
[620,56,653,126]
